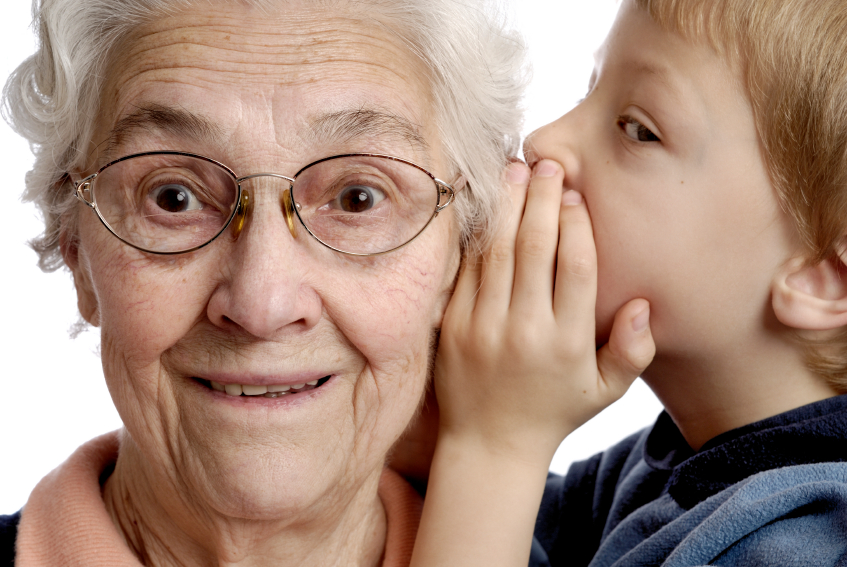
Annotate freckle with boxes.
[582,390,587,394]
[681,181,684,184]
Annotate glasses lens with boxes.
[91,154,239,254]
[292,155,440,255]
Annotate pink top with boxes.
[16,431,423,566]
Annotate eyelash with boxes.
[617,115,660,143]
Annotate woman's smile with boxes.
[204,375,332,398]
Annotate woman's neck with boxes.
[103,438,387,567]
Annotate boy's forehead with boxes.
[598,0,744,116]
[602,1,702,69]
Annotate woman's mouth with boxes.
[199,376,332,398]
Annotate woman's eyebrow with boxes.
[103,104,430,158]
[308,108,430,154]
[104,103,224,156]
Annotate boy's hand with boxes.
[434,159,656,464]
[410,160,655,567]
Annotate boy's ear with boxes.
[60,228,100,327]
[772,251,847,331]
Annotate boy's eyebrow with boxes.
[630,61,682,96]
[634,62,672,81]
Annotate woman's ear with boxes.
[772,252,847,331]
[60,225,100,327]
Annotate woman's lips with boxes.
[203,376,332,398]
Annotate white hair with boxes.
[4,0,527,271]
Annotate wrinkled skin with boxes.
[66,3,460,565]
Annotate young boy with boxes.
[411,0,847,565]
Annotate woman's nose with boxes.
[523,110,583,187]
[206,178,323,339]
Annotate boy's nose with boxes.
[523,111,583,188]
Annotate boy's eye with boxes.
[617,116,660,142]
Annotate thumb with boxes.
[596,299,655,400]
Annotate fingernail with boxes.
[534,160,561,178]
[562,190,583,206]
[506,163,530,185]
[632,305,650,332]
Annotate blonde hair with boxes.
[636,0,847,389]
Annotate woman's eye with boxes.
[151,183,203,213]
[334,184,386,213]
[618,116,660,143]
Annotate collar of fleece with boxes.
[642,393,847,509]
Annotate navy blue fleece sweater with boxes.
[530,395,847,566]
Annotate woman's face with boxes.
[68,3,460,519]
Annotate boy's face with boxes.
[525,0,800,360]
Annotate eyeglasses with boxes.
[73,151,461,256]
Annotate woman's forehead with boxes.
[95,3,439,167]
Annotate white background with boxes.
[0,0,663,513]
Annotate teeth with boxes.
[213,379,327,396]
[242,384,268,396]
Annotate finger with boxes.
[552,190,597,332]
[511,159,567,313]
[596,299,655,400]
[444,251,483,326]
[476,162,530,314]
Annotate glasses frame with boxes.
[74,150,459,257]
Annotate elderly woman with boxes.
[0,0,525,564]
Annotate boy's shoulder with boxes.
[532,416,676,567]
[531,394,847,567]
[594,462,847,567]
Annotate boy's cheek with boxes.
[594,297,616,346]
[593,267,642,346]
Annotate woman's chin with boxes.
[110,381,353,520]
[181,440,357,521]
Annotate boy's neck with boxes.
[643,337,841,451]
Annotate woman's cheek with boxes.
[93,249,210,364]
[347,254,449,363]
